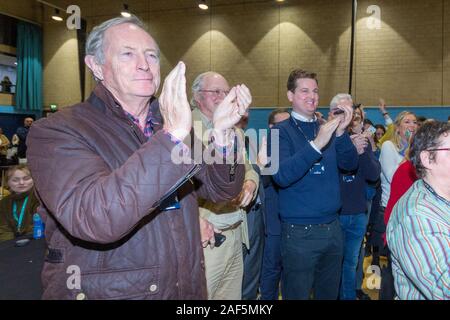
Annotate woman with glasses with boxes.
[387,121,450,300]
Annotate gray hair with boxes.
[86,15,150,65]
[330,93,353,109]
[190,71,217,108]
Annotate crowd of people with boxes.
[0,117,33,166]
[0,15,448,300]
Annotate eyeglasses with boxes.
[199,89,230,96]
[426,148,450,152]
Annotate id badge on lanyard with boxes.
[162,196,181,211]
[310,162,325,175]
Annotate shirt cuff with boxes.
[163,130,190,157]
[309,141,322,154]
[210,130,235,158]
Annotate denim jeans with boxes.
[260,234,282,300]
[281,219,343,300]
[339,213,369,300]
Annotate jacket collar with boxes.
[88,83,163,132]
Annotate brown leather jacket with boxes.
[26,84,244,300]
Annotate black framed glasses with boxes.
[199,89,230,96]
[426,148,450,152]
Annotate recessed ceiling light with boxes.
[121,4,131,17]
[199,0,209,10]
[51,9,63,22]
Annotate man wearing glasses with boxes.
[190,72,259,299]
[387,121,450,300]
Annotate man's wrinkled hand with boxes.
[335,103,354,137]
[159,61,192,141]
[199,217,220,249]
[351,134,368,155]
[233,180,257,208]
[213,84,252,132]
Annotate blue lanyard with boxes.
[12,196,29,232]
[423,180,450,207]
[291,117,319,142]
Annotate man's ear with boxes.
[287,90,294,103]
[419,150,433,170]
[85,55,104,81]
[193,91,202,106]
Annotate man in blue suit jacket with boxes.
[270,69,358,299]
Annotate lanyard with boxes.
[291,117,319,142]
[423,180,450,207]
[12,196,29,232]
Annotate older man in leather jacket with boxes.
[26,15,250,300]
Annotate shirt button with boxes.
[149,284,158,292]
[175,282,179,287]
[76,293,86,300]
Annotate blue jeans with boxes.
[281,219,343,300]
[339,213,368,300]
[260,234,282,300]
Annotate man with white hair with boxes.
[26,16,250,300]
[270,70,358,299]
[330,94,381,300]
[190,71,259,300]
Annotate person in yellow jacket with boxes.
[0,127,10,163]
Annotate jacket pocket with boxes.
[78,266,160,300]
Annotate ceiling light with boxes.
[121,4,131,17]
[51,9,63,22]
[199,0,209,10]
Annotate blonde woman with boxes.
[0,165,39,242]
[375,111,418,299]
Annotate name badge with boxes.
[162,196,181,211]
[310,162,325,175]
[343,175,355,183]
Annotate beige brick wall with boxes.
[354,0,446,106]
[41,0,450,109]
[42,7,81,108]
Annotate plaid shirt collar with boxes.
[125,108,159,138]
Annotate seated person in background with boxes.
[1,76,12,93]
[16,117,34,160]
[0,127,10,164]
[387,121,450,300]
[0,165,39,242]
